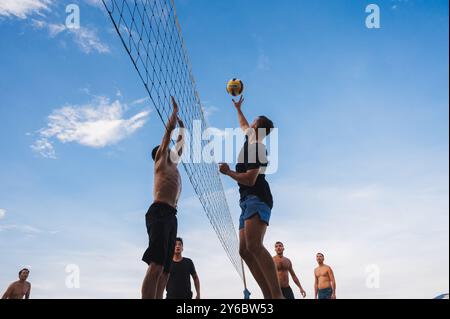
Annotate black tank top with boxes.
[235,138,273,209]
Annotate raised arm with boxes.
[328,267,336,299]
[288,261,306,298]
[156,96,179,160]
[233,96,250,132]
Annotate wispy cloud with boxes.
[131,97,150,106]
[0,224,42,234]
[0,209,6,219]
[84,0,103,9]
[72,27,110,54]
[32,96,150,158]
[31,138,56,159]
[202,105,219,121]
[0,0,52,19]
[32,20,110,54]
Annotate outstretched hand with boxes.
[232,95,244,110]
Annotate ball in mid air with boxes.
[226,78,244,96]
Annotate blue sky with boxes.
[0,0,448,299]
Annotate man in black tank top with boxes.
[219,96,283,299]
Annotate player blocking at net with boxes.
[141,96,185,299]
[219,93,283,299]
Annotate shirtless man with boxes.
[2,268,31,299]
[272,242,306,299]
[314,253,336,299]
[141,96,185,299]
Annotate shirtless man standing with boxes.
[141,97,185,299]
[272,242,306,299]
[314,253,336,299]
[2,268,31,299]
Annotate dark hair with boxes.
[317,252,324,257]
[152,146,160,161]
[257,116,274,137]
[19,268,29,276]
[175,237,183,245]
[275,241,284,246]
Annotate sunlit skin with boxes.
[142,97,185,300]
[314,253,336,299]
[2,270,31,299]
[272,242,306,298]
[153,97,184,209]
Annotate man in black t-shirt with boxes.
[219,95,283,299]
[166,238,201,299]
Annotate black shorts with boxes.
[281,286,295,299]
[166,291,193,300]
[142,202,178,273]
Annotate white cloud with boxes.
[1,175,447,299]
[261,180,449,299]
[32,96,150,158]
[31,138,56,159]
[205,127,230,138]
[84,0,103,9]
[0,209,6,219]
[202,105,219,121]
[32,20,110,54]
[71,27,110,54]
[46,23,65,37]
[0,224,42,234]
[0,0,52,19]
[131,97,150,106]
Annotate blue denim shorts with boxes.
[239,195,272,230]
[318,288,333,299]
